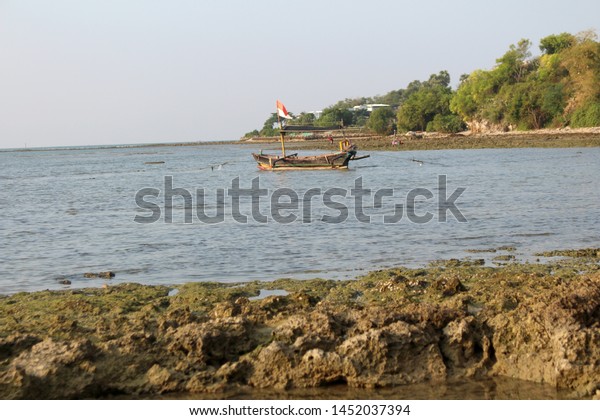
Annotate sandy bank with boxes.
[1,249,599,399]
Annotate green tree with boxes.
[396,71,454,132]
[296,112,316,125]
[571,101,600,127]
[425,70,451,87]
[331,97,371,109]
[495,39,533,84]
[429,114,466,133]
[243,129,259,138]
[539,33,576,55]
[541,83,567,126]
[353,108,370,126]
[500,81,556,129]
[560,33,600,115]
[367,107,396,135]
[316,106,353,127]
[376,89,407,107]
[259,113,279,136]
[451,36,573,130]
[450,71,482,121]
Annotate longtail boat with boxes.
[252,101,369,171]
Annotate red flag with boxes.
[276,100,292,119]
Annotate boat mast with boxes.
[277,106,286,157]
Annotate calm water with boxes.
[1,144,599,294]
[175,377,574,400]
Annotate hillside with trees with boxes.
[243,30,600,138]
[452,30,600,131]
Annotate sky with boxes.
[1,0,599,148]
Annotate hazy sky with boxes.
[1,0,598,148]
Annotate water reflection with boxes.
[164,377,574,400]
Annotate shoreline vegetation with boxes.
[1,248,599,399]
[245,31,600,140]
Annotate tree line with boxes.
[244,30,600,137]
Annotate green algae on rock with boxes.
[0,250,599,399]
[535,247,600,258]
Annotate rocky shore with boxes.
[246,127,600,151]
[1,249,599,399]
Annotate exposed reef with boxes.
[1,249,599,399]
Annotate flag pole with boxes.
[277,103,286,157]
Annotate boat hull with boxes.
[252,150,356,171]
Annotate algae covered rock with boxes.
[0,338,97,399]
[0,253,599,399]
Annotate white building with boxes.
[351,104,391,112]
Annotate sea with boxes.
[1,143,599,295]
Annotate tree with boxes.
[296,112,316,125]
[259,113,279,136]
[367,107,396,135]
[560,33,600,115]
[429,114,466,133]
[331,97,370,109]
[376,89,407,107]
[571,101,600,127]
[500,81,556,129]
[426,70,450,87]
[541,83,567,126]
[353,108,370,126]
[316,106,353,127]
[450,71,482,121]
[495,39,533,83]
[451,36,575,130]
[539,33,576,55]
[396,71,455,132]
[242,129,259,138]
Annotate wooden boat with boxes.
[252,101,369,171]
[252,141,360,171]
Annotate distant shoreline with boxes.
[245,127,600,151]
[3,127,600,153]
[0,139,238,153]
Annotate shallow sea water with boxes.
[161,377,574,400]
[1,144,599,294]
